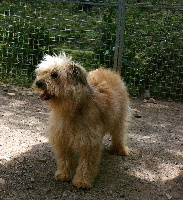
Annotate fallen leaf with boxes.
[0,178,5,185]
[166,193,172,200]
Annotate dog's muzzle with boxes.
[35,80,51,101]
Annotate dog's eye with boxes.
[51,72,58,79]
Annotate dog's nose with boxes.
[36,80,44,88]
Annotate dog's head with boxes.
[33,53,91,102]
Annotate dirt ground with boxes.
[0,85,182,200]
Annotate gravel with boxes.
[0,85,182,200]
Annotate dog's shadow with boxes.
[1,142,182,200]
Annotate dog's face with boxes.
[33,54,89,102]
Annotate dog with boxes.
[33,53,130,188]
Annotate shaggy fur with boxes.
[33,53,130,188]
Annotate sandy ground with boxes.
[0,86,182,200]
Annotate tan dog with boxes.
[33,53,130,188]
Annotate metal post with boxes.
[114,0,126,73]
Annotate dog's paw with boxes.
[54,170,72,182]
[118,146,129,156]
[109,145,129,156]
[72,177,93,189]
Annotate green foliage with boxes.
[0,0,107,86]
[0,1,56,85]
[0,0,182,100]
[93,6,116,68]
[122,8,183,99]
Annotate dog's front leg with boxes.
[50,137,76,182]
[54,147,76,182]
[72,144,102,188]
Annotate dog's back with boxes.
[88,67,129,109]
[88,68,130,132]
[88,68,124,89]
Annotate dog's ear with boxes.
[67,64,88,86]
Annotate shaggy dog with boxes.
[33,53,130,188]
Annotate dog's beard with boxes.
[40,91,51,101]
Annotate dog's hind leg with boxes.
[109,122,129,156]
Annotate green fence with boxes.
[0,0,182,100]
